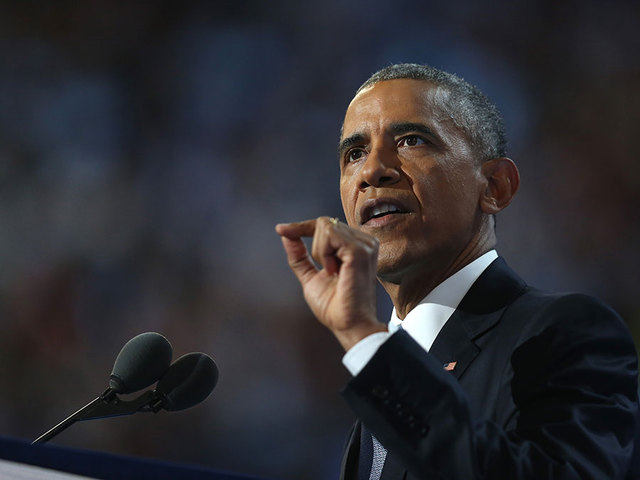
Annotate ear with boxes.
[479,157,520,214]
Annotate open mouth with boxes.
[360,200,410,225]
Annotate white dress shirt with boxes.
[342,250,498,376]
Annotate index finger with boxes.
[275,219,318,239]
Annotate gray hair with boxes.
[356,63,507,161]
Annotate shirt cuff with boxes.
[342,331,391,376]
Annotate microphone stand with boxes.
[32,388,165,445]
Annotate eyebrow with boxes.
[389,122,437,139]
[338,122,439,156]
[338,133,366,156]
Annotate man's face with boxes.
[339,79,487,281]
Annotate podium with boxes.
[0,436,273,480]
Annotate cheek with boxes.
[413,169,478,222]
[339,181,356,224]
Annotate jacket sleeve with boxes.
[341,294,639,480]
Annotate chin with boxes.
[376,240,448,284]
[375,249,415,283]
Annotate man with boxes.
[275,64,639,479]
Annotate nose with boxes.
[359,147,401,189]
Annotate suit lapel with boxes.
[339,421,361,480]
[429,312,481,380]
[429,257,527,380]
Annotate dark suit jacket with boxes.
[340,258,640,480]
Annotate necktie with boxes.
[358,425,387,480]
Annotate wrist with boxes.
[333,321,388,351]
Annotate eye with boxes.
[398,135,426,147]
[346,148,367,163]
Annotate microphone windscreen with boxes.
[156,352,218,411]
[109,332,173,394]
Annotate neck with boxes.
[380,226,496,319]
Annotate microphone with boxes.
[32,333,217,445]
[109,332,173,393]
[154,352,218,412]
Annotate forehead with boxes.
[342,79,452,138]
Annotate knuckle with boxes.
[287,256,301,268]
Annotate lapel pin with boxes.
[443,361,457,371]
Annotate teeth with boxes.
[371,204,401,218]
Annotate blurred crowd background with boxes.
[0,1,638,479]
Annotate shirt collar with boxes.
[388,250,498,351]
